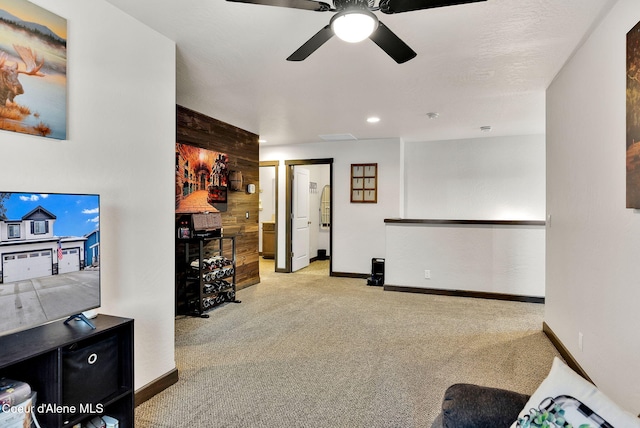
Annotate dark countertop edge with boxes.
[384,219,546,226]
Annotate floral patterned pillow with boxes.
[511,358,639,428]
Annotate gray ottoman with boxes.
[431,383,530,428]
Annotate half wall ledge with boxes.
[384,218,546,299]
[383,218,546,226]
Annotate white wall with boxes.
[386,223,546,297]
[260,134,545,283]
[404,135,546,220]
[260,139,402,274]
[546,0,640,413]
[1,0,176,391]
[384,136,546,296]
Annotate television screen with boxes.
[0,192,100,336]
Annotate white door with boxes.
[58,248,80,274]
[3,250,52,283]
[291,166,310,272]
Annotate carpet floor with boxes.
[135,259,559,427]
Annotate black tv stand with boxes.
[64,313,97,329]
[0,314,134,427]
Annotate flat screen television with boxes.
[0,192,100,336]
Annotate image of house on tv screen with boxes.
[0,193,100,333]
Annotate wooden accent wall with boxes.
[177,105,260,289]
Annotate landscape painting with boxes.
[0,0,67,139]
[176,143,229,213]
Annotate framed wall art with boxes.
[0,0,67,139]
[351,163,377,203]
[627,20,640,208]
[175,143,229,213]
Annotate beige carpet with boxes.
[289,259,330,275]
[135,260,559,427]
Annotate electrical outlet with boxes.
[578,332,583,351]
[424,270,431,279]
[245,211,249,219]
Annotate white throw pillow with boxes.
[511,357,640,427]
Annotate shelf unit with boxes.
[0,315,134,428]
[176,235,240,317]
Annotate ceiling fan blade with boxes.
[379,0,486,14]
[287,25,334,61]
[226,0,332,11]
[369,22,416,64]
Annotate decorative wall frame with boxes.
[175,143,229,212]
[351,163,377,203]
[0,0,67,139]
[628,21,640,208]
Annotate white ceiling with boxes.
[105,0,615,146]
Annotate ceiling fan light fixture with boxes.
[330,9,379,43]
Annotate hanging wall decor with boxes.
[627,20,640,208]
[351,163,377,203]
[0,0,67,139]
[175,143,229,213]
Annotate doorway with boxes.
[285,159,333,275]
[259,161,279,271]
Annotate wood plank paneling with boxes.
[177,105,260,288]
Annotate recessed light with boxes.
[258,139,267,143]
[426,112,439,119]
[367,116,380,123]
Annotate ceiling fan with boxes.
[227,0,486,63]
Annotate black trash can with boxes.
[367,258,385,286]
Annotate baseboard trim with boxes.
[542,322,593,383]
[135,367,179,407]
[383,285,545,304]
[331,271,369,279]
